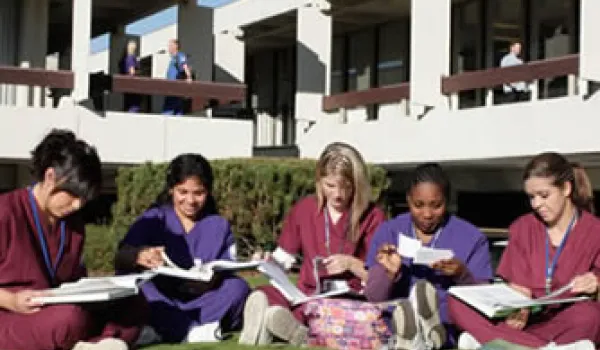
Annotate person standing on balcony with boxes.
[238,142,386,346]
[500,42,529,103]
[119,40,141,113]
[364,163,493,350]
[450,152,600,350]
[0,129,146,350]
[163,39,193,116]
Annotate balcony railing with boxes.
[0,65,74,89]
[441,54,580,109]
[322,82,410,120]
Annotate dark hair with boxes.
[571,162,595,214]
[407,163,451,201]
[154,153,217,216]
[30,129,102,201]
[523,152,593,212]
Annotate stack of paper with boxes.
[398,234,454,265]
[155,253,260,282]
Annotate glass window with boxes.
[377,21,409,86]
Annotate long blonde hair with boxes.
[315,142,372,243]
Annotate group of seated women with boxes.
[0,129,598,350]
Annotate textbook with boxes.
[32,273,154,305]
[154,252,260,282]
[448,283,589,319]
[398,234,454,265]
[257,261,351,306]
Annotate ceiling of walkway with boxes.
[48,0,175,53]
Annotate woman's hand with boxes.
[251,251,271,261]
[571,272,599,295]
[376,244,401,280]
[136,246,165,269]
[323,254,357,276]
[431,258,466,277]
[505,308,529,330]
[8,290,47,314]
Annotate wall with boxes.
[214,0,301,32]
[0,105,254,164]
[0,0,19,105]
[299,94,600,165]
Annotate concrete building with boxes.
[1,0,599,227]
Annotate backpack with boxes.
[305,298,392,350]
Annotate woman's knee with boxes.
[48,305,91,348]
[220,277,251,302]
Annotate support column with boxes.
[409,0,451,116]
[579,0,600,85]
[17,0,49,107]
[0,0,19,106]
[295,0,332,124]
[177,3,213,81]
[214,28,245,84]
[71,0,92,102]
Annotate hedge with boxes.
[87,158,389,273]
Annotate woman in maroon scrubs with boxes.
[239,142,386,346]
[0,129,144,350]
[450,152,600,350]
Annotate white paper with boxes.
[398,234,422,258]
[155,252,260,282]
[414,247,454,265]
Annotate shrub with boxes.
[93,158,388,273]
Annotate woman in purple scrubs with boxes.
[119,40,141,112]
[365,163,492,350]
[116,153,250,344]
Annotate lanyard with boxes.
[323,207,349,256]
[410,221,443,248]
[28,189,66,283]
[544,212,577,295]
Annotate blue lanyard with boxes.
[410,221,443,248]
[323,208,349,256]
[544,212,577,295]
[28,189,66,283]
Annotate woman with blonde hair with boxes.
[119,39,141,112]
[239,142,386,346]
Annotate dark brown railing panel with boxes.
[0,66,74,89]
[323,83,410,112]
[441,54,579,94]
[112,75,246,105]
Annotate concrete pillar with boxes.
[295,0,332,122]
[409,0,451,116]
[177,3,213,81]
[214,28,245,84]
[17,0,49,107]
[580,0,600,83]
[71,0,92,102]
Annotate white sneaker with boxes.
[389,299,428,350]
[239,290,272,345]
[410,280,445,349]
[136,325,162,346]
[457,332,481,349]
[72,338,128,350]
[185,321,221,343]
[541,340,595,350]
[264,306,308,346]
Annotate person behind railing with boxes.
[449,152,600,350]
[364,163,492,350]
[115,153,250,344]
[238,142,386,346]
[500,42,529,103]
[0,129,146,350]
[119,40,141,113]
[162,39,193,116]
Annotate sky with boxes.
[90,0,235,54]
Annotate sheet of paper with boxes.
[414,247,454,265]
[398,234,422,258]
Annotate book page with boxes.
[153,266,213,281]
[204,260,260,271]
[414,247,454,265]
[258,261,306,302]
